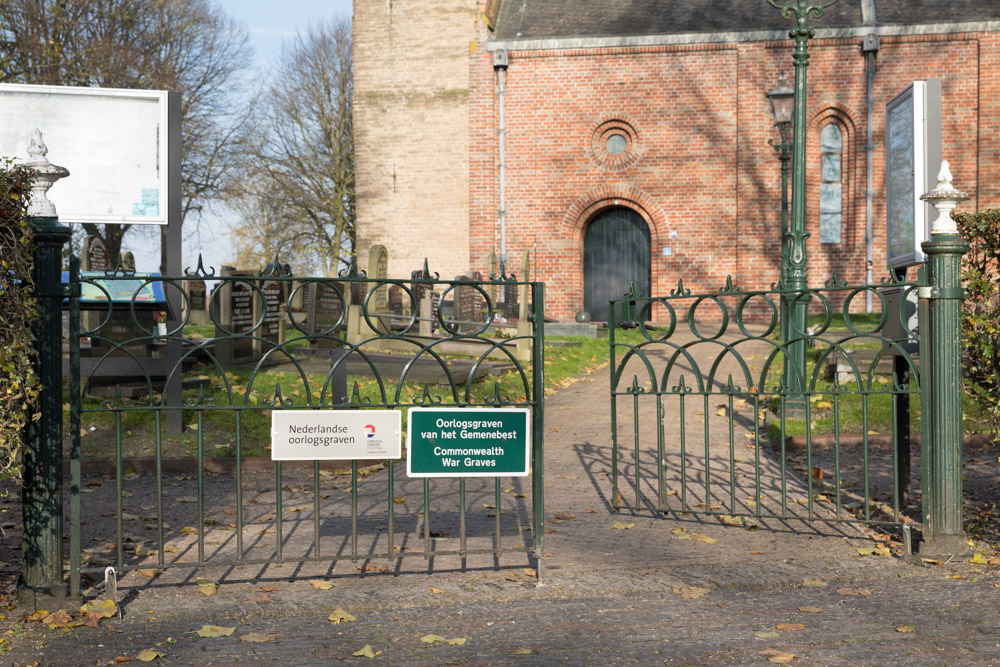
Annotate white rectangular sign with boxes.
[270,410,402,461]
[0,82,175,225]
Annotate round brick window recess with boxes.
[590,119,641,171]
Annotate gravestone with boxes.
[453,272,484,333]
[121,251,136,273]
[82,235,108,272]
[412,264,439,334]
[368,245,389,312]
[259,278,285,349]
[387,285,404,316]
[228,278,255,363]
[306,281,347,346]
[183,279,209,325]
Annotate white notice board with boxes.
[0,83,175,225]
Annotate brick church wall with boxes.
[469,31,996,320]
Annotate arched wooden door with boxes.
[583,207,651,322]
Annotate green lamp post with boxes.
[767,76,794,342]
[768,0,836,416]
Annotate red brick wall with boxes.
[470,32,997,320]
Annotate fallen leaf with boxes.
[802,578,827,588]
[553,513,575,520]
[309,580,334,590]
[448,637,467,645]
[612,521,634,530]
[836,587,871,596]
[80,599,118,619]
[249,593,269,603]
[239,633,276,643]
[176,496,198,503]
[352,645,376,658]
[670,527,686,535]
[198,583,218,596]
[421,634,447,644]
[970,553,989,565]
[25,610,50,623]
[896,625,915,633]
[179,526,197,535]
[45,610,73,628]
[811,467,824,482]
[719,515,744,526]
[797,606,823,614]
[776,623,806,631]
[393,496,405,504]
[857,546,891,557]
[759,650,798,663]
[135,649,165,662]
[428,586,443,594]
[254,586,280,592]
[514,648,532,654]
[673,586,710,599]
[523,568,537,578]
[196,625,236,638]
[328,608,356,624]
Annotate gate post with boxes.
[19,131,71,608]
[919,161,969,555]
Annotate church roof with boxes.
[493,0,1000,41]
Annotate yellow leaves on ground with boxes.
[352,645,377,658]
[797,606,823,614]
[776,623,806,631]
[81,599,118,619]
[612,521,634,530]
[196,578,218,596]
[676,533,718,544]
[672,586,710,599]
[393,496,406,504]
[719,514,744,526]
[309,580,334,590]
[896,625,916,633]
[329,608,357,625]
[760,650,798,663]
[514,648,533,654]
[420,634,467,645]
[136,649,166,661]
[970,552,990,565]
[428,586,443,594]
[802,578,827,588]
[857,545,891,557]
[196,625,236,638]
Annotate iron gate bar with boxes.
[66,258,545,587]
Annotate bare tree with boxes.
[228,17,354,277]
[0,0,256,268]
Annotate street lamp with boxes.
[768,0,836,417]
[767,76,794,341]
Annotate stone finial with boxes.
[920,159,968,235]
[22,128,70,217]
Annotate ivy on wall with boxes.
[955,209,1000,439]
[0,161,37,480]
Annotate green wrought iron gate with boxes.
[64,258,545,597]
[608,274,930,529]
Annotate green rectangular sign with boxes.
[406,408,530,477]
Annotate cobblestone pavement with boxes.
[1,333,998,664]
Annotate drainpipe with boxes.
[493,49,509,263]
[862,0,878,310]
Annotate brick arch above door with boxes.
[562,184,665,314]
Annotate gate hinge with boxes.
[917,286,965,300]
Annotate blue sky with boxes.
[125,0,353,276]
[217,0,354,73]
